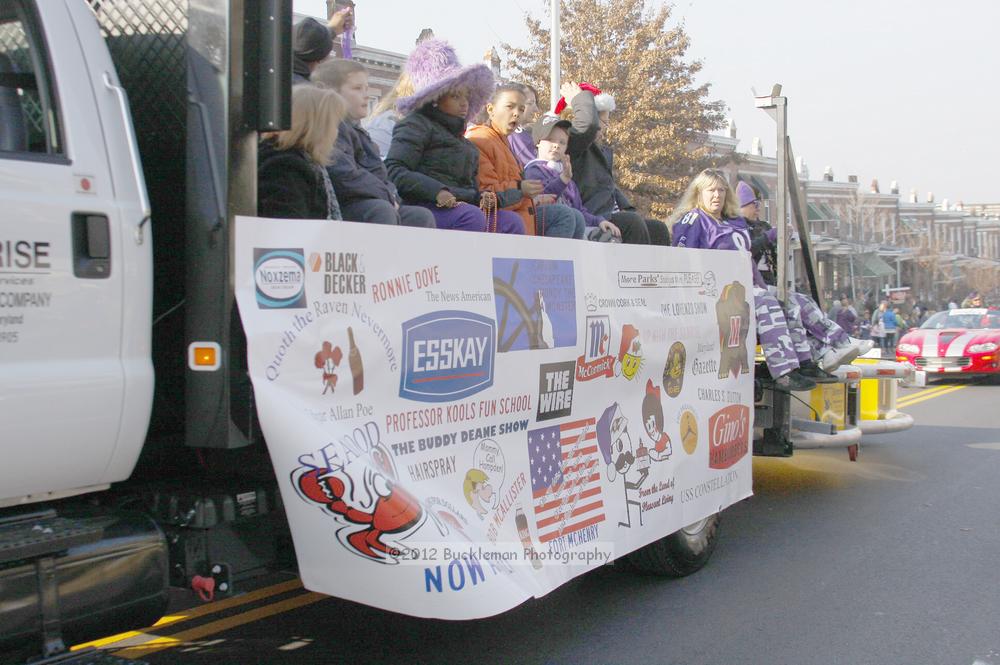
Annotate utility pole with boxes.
[755,85,788,303]
[550,0,560,110]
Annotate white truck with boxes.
[0,1,296,661]
[0,0,911,660]
[0,1,724,660]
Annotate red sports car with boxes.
[896,308,1000,374]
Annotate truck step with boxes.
[0,510,102,565]
[23,647,147,665]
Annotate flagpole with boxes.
[550,0,560,110]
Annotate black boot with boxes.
[774,369,817,392]
[798,360,838,383]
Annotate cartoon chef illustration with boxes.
[596,402,648,528]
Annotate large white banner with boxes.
[235,216,755,619]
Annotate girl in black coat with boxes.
[258,84,346,220]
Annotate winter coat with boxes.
[363,110,397,159]
[882,309,900,332]
[258,139,339,220]
[748,219,779,286]
[466,124,535,235]
[672,208,764,287]
[563,91,634,218]
[386,104,480,205]
[523,159,602,227]
[835,306,858,335]
[328,120,396,208]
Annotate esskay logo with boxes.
[399,310,495,403]
[708,404,749,469]
[254,248,306,309]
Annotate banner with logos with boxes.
[235,216,755,619]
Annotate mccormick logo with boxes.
[399,310,495,403]
[254,248,306,309]
[576,315,615,381]
[708,404,750,469]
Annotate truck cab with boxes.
[0,1,285,660]
[0,0,153,507]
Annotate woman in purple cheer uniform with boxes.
[670,169,825,391]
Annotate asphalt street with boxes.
[93,378,1000,665]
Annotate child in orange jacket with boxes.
[466,85,584,239]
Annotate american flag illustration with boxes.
[527,418,605,543]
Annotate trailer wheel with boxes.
[627,512,720,577]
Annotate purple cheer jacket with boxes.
[671,207,764,287]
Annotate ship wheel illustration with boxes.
[493,260,554,351]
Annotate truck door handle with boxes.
[72,213,111,279]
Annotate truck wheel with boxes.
[627,512,720,577]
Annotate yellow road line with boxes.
[897,381,975,406]
[72,578,303,651]
[897,384,967,408]
[113,591,327,660]
[896,384,955,404]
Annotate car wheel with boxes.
[627,512,721,577]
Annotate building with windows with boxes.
[701,127,1000,308]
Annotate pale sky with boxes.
[295,0,999,204]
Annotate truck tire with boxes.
[627,512,720,577]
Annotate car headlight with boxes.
[968,342,998,354]
[897,343,920,354]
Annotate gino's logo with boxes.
[254,248,306,309]
[708,404,750,469]
[399,310,495,403]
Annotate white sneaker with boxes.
[820,340,863,370]
[852,338,875,356]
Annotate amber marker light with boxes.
[188,342,221,372]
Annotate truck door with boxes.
[0,0,151,503]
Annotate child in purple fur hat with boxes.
[385,40,524,234]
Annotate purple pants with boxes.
[418,203,525,234]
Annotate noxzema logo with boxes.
[254,248,306,309]
[399,310,495,403]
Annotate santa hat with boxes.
[396,40,495,121]
[553,82,616,116]
[618,324,639,363]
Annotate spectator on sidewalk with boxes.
[835,295,859,336]
[871,303,887,354]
